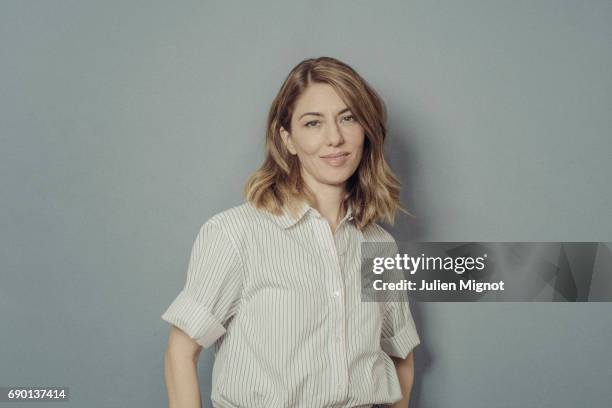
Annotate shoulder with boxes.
[361,222,399,258]
[198,201,269,244]
[187,203,261,260]
[361,221,396,244]
[206,201,261,228]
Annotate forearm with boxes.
[164,351,202,408]
[388,351,415,408]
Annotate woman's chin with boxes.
[321,176,352,187]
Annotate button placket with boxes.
[319,219,350,399]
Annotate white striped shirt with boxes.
[161,200,420,408]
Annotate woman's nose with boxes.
[325,122,344,146]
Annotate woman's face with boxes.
[280,83,365,191]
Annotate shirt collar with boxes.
[271,200,354,229]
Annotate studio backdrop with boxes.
[1,1,611,407]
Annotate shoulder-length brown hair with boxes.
[244,56,410,229]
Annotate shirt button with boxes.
[333,290,341,297]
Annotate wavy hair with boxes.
[244,56,410,229]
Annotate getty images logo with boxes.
[372,253,488,275]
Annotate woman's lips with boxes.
[320,152,350,166]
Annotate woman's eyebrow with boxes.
[298,107,351,120]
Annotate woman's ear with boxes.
[280,127,297,155]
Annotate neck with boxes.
[301,171,347,228]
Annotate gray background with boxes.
[1,1,611,407]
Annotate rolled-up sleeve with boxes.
[161,219,244,348]
[380,300,420,359]
[379,240,420,358]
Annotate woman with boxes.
[162,56,420,408]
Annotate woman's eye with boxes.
[305,120,320,128]
[341,115,355,123]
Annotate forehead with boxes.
[292,83,348,115]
